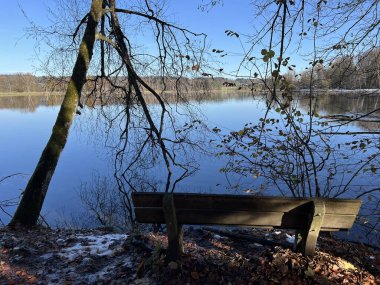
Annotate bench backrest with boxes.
[132,192,361,231]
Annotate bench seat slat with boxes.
[132,193,361,216]
[132,192,361,258]
[134,207,357,230]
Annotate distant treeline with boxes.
[0,74,67,93]
[294,49,380,90]
[0,74,260,93]
[1,48,380,94]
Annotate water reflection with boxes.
[0,92,379,244]
[3,91,380,118]
[316,93,380,115]
[0,94,64,112]
[297,93,380,131]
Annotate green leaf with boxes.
[268,50,275,58]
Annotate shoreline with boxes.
[0,91,64,97]
[1,88,380,98]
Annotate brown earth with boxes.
[0,226,379,284]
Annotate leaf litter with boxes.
[0,226,378,284]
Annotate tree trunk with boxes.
[9,0,103,227]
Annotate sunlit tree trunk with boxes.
[9,0,103,227]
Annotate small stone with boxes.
[81,257,94,266]
[248,243,263,248]
[56,239,66,246]
[168,261,178,270]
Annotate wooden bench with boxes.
[132,192,361,260]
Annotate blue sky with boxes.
[0,0,48,73]
[0,1,258,75]
[0,1,306,75]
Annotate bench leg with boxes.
[163,194,184,261]
[294,229,306,252]
[295,200,325,257]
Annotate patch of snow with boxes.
[122,256,134,268]
[56,238,66,246]
[40,252,54,260]
[59,233,128,261]
[213,234,222,240]
[253,243,263,247]
[285,234,295,244]
[274,231,282,235]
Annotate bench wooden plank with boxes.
[131,192,361,260]
[134,208,357,230]
[132,193,361,215]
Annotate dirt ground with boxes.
[0,226,379,284]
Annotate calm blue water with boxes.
[0,94,261,223]
[0,93,379,245]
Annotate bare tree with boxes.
[10,0,104,226]
[208,0,380,239]
[10,0,207,227]
[79,173,127,229]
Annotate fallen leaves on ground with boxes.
[0,226,378,284]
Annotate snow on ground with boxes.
[285,233,295,244]
[58,233,128,261]
[0,227,379,284]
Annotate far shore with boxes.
[0,91,64,97]
[1,88,380,98]
[0,89,247,97]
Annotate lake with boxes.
[0,91,379,245]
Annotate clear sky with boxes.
[0,0,48,73]
[0,1,305,75]
[0,1,259,74]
